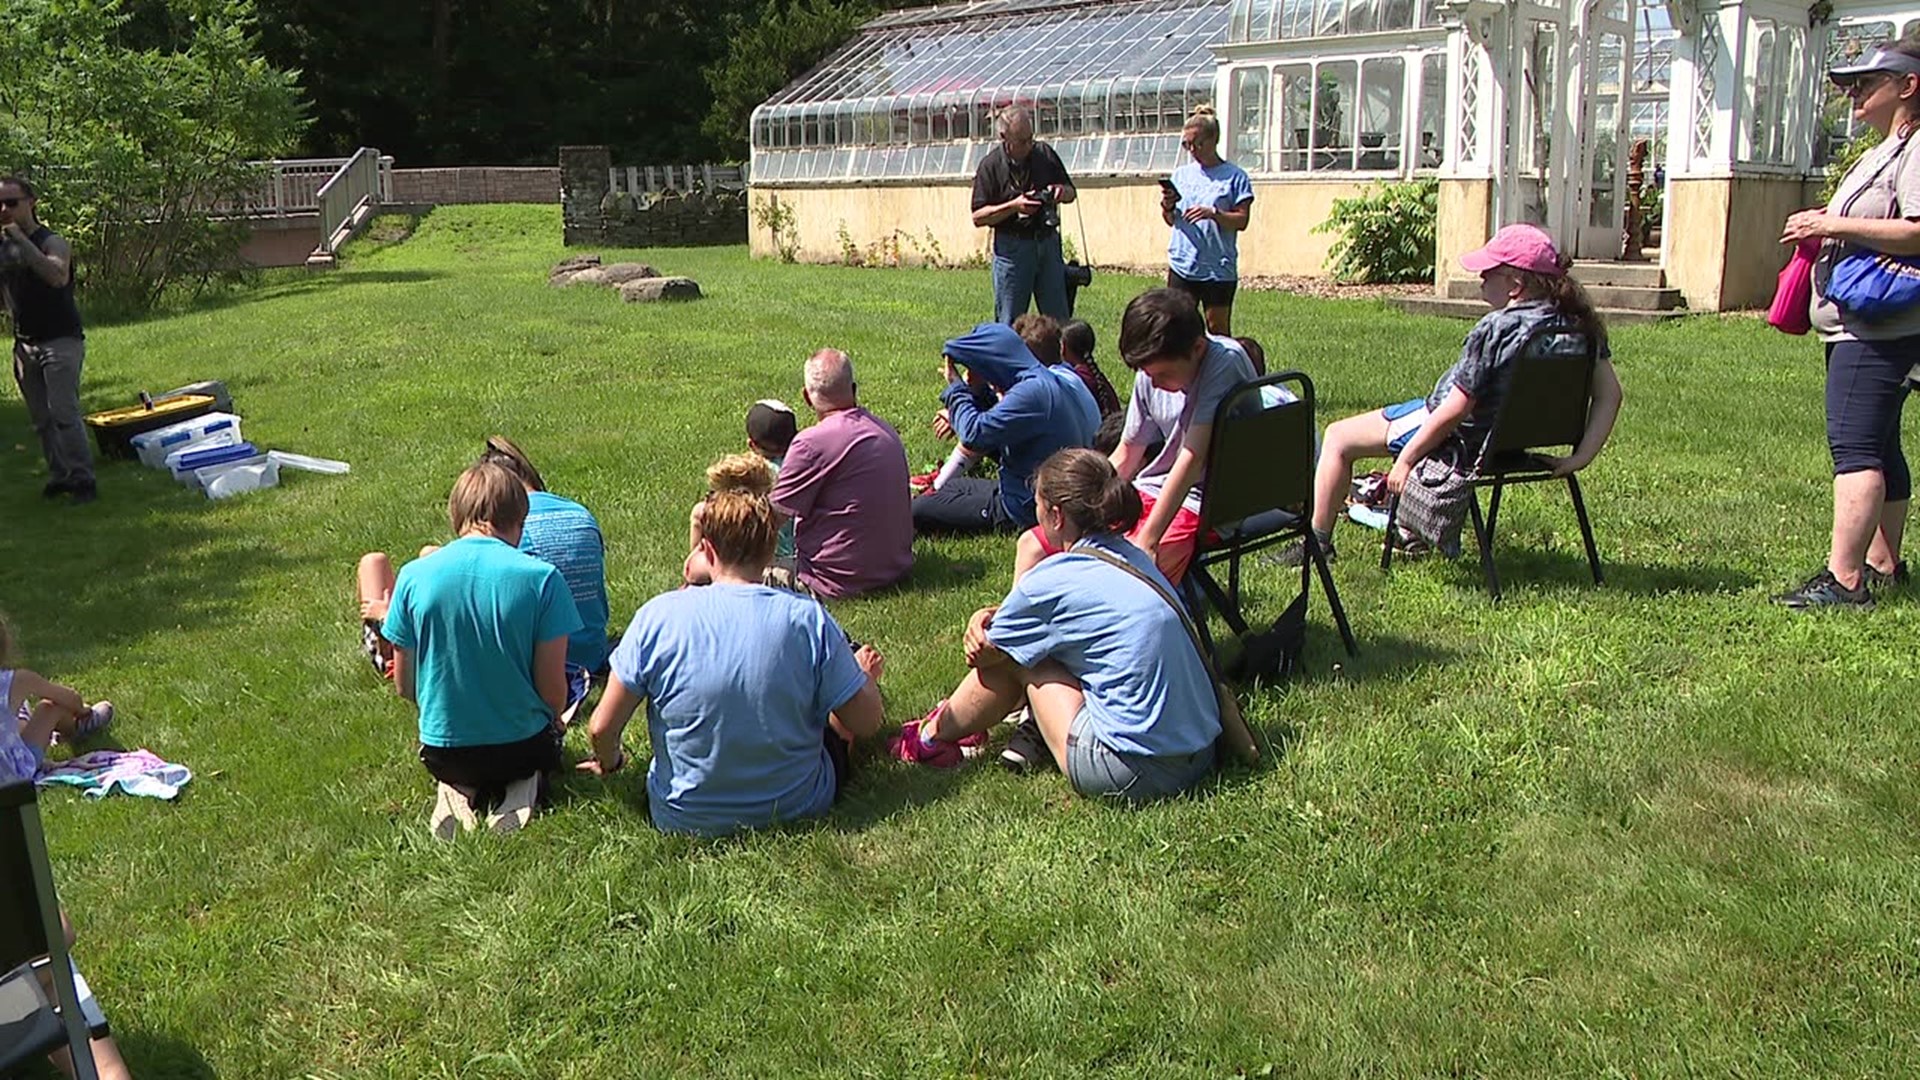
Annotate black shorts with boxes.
[1166,269,1238,309]
[419,724,563,814]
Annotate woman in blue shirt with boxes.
[906,448,1220,803]
[1160,104,1255,336]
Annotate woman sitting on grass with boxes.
[1288,223,1623,561]
[893,448,1220,803]
[579,488,885,836]
[2,615,113,780]
[378,462,583,837]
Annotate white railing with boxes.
[607,163,747,198]
[314,148,384,254]
[223,153,394,218]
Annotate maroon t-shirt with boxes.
[770,407,913,597]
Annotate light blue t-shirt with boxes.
[520,490,610,672]
[382,536,583,749]
[986,533,1220,757]
[610,584,867,836]
[1167,159,1255,283]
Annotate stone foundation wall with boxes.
[559,145,747,248]
[389,167,558,205]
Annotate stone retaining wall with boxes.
[560,145,747,248]
[389,167,559,205]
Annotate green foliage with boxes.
[702,0,873,160]
[0,0,306,313]
[1822,127,1885,203]
[754,192,800,261]
[1314,177,1439,284]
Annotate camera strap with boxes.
[1073,198,1092,266]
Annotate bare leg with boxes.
[49,1035,132,1080]
[683,550,714,586]
[417,544,441,559]
[356,552,395,611]
[1018,659,1085,773]
[935,664,1027,739]
[1827,470,1885,590]
[1203,302,1232,337]
[20,701,65,755]
[688,500,707,555]
[1869,498,1909,573]
[1312,411,1393,535]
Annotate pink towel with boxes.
[1767,239,1819,335]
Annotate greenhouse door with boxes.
[1573,1,1634,258]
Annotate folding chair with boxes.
[1187,370,1358,660]
[1380,325,1603,602]
[0,781,100,1080]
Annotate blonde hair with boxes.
[706,452,774,496]
[701,490,780,569]
[480,435,546,492]
[1184,103,1219,143]
[447,462,529,535]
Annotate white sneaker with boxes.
[429,783,478,840]
[487,774,539,835]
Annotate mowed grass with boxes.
[6,204,1919,1078]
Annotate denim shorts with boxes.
[1064,710,1215,804]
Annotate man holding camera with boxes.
[1,176,93,504]
[971,106,1076,325]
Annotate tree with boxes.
[0,0,307,311]
[702,0,872,160]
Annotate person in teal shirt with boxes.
[381,462,582,835]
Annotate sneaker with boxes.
[908,468,939,495]
[486,773,539,835]
[1772,569,1874,610]
[429,783,478,840]
[66,483,98,506]
[888,704,965,768]
[1265,535,1337,568]
[58,701,114,744]
[999,714,1054,775]
[41,480,69,499]
[956,728,990,760]
[1863,560,1910,590]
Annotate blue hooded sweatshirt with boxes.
[940,322,1101,527]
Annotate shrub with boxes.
[1821,128,1885,204]
[1313,177,1439,284]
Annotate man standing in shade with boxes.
[971,105,1076,325]
[1,176,93,504]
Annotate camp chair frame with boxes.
[1188,370,1358,660]
[0,781,99,1079]
[1380,325,1603,602]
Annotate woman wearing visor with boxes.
[1777,42,1920,608]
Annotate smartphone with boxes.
[1158,178,1179,195]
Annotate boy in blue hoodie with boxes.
[912,320,1101,534]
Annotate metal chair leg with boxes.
[1567,473,1603,585]
[1311,537,1359,656]
[1380,496,1399,571]
[1183,575,1218,659]
[1485,480,1505,541]
[1468,490,1502,601]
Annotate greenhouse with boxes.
[749,0,1920,311]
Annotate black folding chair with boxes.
[1187,370,1358,660]
[0,781,100,1080]
[1380,325,1603,601]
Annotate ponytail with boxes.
[1034,447,1139,537]
[1518,261,1609,355]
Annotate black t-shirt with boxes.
[971,143,1073,237]
[0,226,84,343]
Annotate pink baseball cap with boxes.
[1460,223,1565,276]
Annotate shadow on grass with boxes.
[0,400,299,673]
[900,547,991,590]
[116,1027,219,1079]
[1421,546,1756,597]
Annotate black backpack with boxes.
[1220,592,1307,685]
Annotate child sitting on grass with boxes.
[686,402,798,583]
[1288,223,1623,562]
[377,462,583,837]
[1,615,113,782]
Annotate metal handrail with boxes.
[314,147,382,254]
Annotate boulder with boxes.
[548,253,601,286]
[618,277,702,303]
[598,262,664,285]
[561,267,610,287]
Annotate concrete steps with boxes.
[1393,259,1689,323]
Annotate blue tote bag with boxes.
[1828,132,1920,321]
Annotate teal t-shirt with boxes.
[382,535,583,748]
[520,490,611,671]
[769,456,797,563]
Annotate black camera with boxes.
[1024,187,1058,209]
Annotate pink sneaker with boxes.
[53,701,113,745]
[888,703,965,768]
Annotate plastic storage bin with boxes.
[170,441,261,485]
[85,394,216,459]
[161,429,241,473]
[267,451,350,475]
[201,457,280,499]
[131,412,242,468]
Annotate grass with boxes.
[8,203,1920,1078]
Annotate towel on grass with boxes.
[36,749,191,800]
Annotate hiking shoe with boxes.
[430,783,478,840]
[1772,569,1874,610]
[1264,537,1337,568]
[888,704,965,768]
[487,773,539,835]
[66,483,98,506]
[41,480,69,499]
[1864,560,1910,590]
[999,714,1054,775]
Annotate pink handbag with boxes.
[1767,238,1820,335]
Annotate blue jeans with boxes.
[992,231,1068,325]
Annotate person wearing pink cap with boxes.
[1282,223,1624,562]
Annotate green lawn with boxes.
[8,204,1918,1078]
